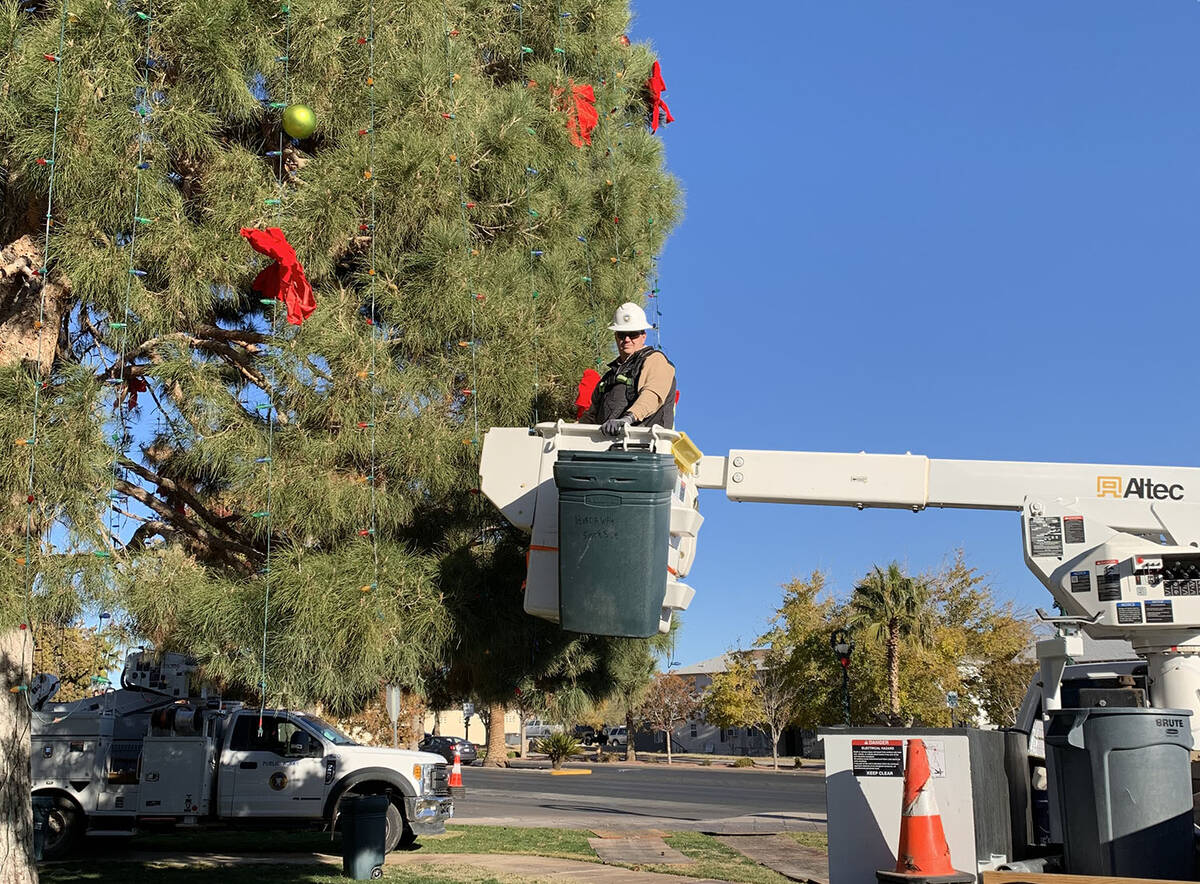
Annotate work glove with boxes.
[601,414,634,437]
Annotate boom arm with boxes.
[480,426,1200,738]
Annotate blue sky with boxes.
[628,2,1200,665]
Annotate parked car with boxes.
[524,719,564,739]
[606,726,628,747]
[419,735,478,765]
[573,724,596,745]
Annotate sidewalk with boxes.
[453,811,827,834]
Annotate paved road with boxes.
[454,763,827,830]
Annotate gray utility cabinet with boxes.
[820,728,1011,884]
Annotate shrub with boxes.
[535,732,581,769]
[793,757,804,769]
[698,759,712,767]
[732,756,755,768]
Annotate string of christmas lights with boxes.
[515,3,541,426]
[550,4,604,372]
[360,0,379,596]
[256,0,293,735]
[102,0,155,579]
[14,0,71,704]
[441,1,481,450]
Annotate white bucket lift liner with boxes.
[480,422,703,633]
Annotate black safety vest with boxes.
[592,347,676,429]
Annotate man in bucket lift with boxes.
[580,302,677,435]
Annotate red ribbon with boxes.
[575,368,601,418]
[239,227,316,326]
[559,82,599,147]
[646,60,674,133]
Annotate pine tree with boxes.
[0,0,679,873]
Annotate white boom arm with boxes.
[481,426,1200,737]
[694,448,1200,739]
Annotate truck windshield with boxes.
[296,714,358,746]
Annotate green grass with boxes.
[783,830,829,851]
[40,825,816,883]
[41,861,553,884]
[420,825,598,861]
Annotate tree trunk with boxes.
[664,729,672,764]
[519,720,528,758]
[624,708,636,762]
[2,626,37,884]
[770,725,779,771]
[483,700,507,767]
[432,709,441,736]
[407,711,421,750]
[887,621,900,717]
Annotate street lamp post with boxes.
[830,629,854,727]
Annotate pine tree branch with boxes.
[117,457,252,553]
[113,477,258,568]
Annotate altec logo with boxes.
[1097,476,1184,500]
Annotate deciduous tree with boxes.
[638,673,697,764]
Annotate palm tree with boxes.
[849,562,935,720]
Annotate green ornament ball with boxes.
[282,104,316,139]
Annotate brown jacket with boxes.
[581,349,675,423]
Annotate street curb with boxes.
[550,768,592,776]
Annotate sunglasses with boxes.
[614,331,645,340]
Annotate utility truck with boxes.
[30,651,453,858]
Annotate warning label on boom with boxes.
[851,740,904,777]
[1096,560,1121,602]
[1116,602,1143,624]
[1063,515,1085,544]
[1070,571,1090,593]
[1145,600,1174,624]
[1029,517,1063,558]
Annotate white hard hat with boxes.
[607,302,650,332]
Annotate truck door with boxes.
[222,713,327,817]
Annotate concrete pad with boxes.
[697,812,827,835]
[590,828,669,839]
[716,834,829,884]
[588,836,695,865]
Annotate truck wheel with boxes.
[383,800,414,852]
[41,795,84,860]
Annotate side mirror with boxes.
[308,737,324,758]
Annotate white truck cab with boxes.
[31,653,453,858]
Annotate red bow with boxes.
[646,60,674,133]
[561,82,599,147]
[239,227,316,326]
[575,369,601,419]
[125,376,148,409]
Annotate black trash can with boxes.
[555,450,675,637]
[31,796,53,862]
[1045,707,1193,879]
[341,794,389,880]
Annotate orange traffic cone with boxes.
[875,739,972,884]
[448,746,465,796]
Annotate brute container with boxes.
[1045,707,1193,879]
[31,795,52,862]
[555,450,675,637]
[340,794,389,879]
